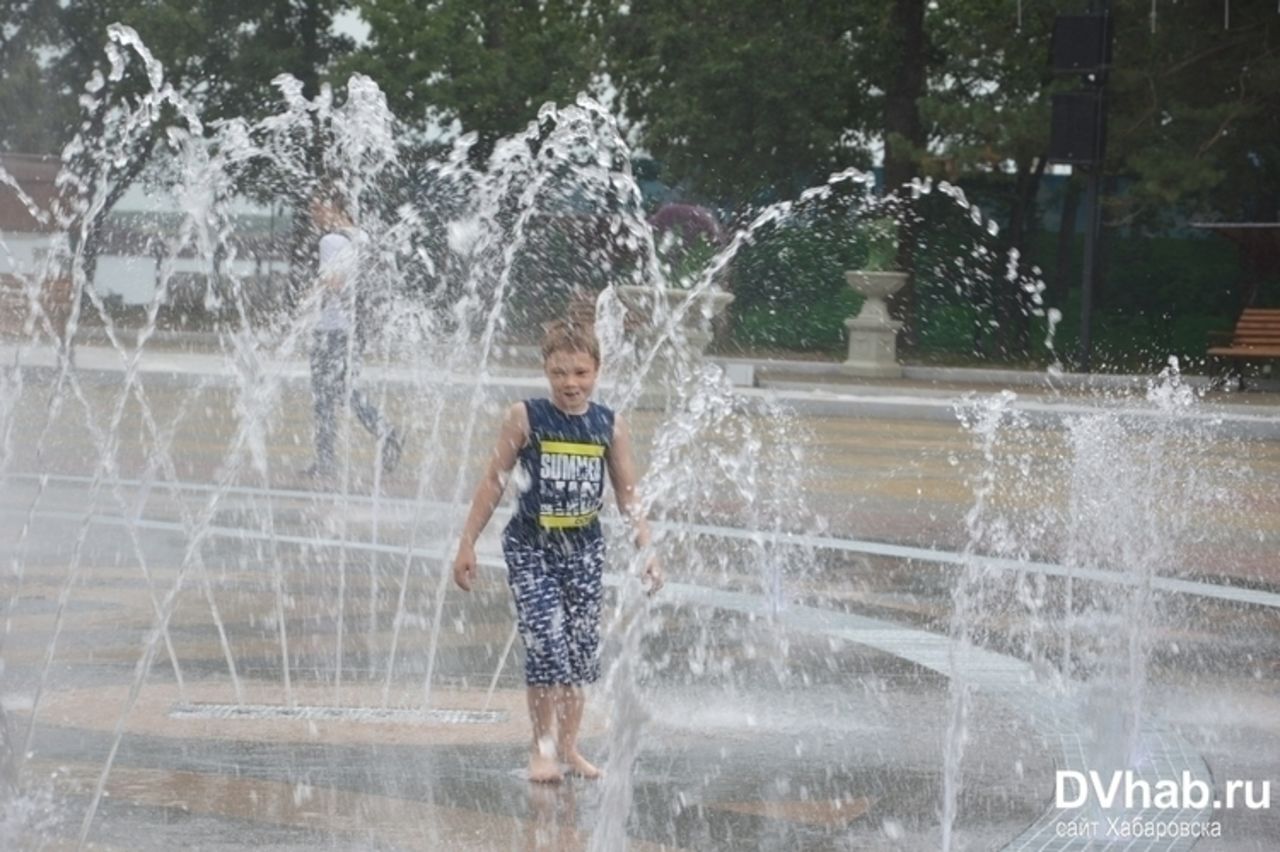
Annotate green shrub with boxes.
[917,304,980,353]
[727,218,868,351]
[732,290,863,350]
[1025,231,1244,372]
[723,212,1251,367]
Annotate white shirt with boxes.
[315,230,361,332]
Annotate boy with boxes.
[303,189,404,478]
[452,320,663,783]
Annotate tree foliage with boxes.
[604,0,874,202]
[4,0,1278,359]
[0,0,356,156]
[1106,0,1280,224]
[922,1,1057,176]
[347,0,605,155]
[0,0,74,153]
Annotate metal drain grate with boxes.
[169,702,506,725]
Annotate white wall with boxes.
[0,233,50,277]
[2,230,290,307]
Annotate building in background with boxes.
[1,152,291,320]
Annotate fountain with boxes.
[1,24,1277,852]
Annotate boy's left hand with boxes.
[642,555,664,595]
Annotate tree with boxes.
[880,0,928,197]
[1106,0,1280,226]
[915,1,1060,356]
[347,0,605,162]
[1,1,359,326]
[3,1,357,157]
[604,0,874,202]
[920,1,1280,355]
[0,1,75,154]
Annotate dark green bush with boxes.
[916,304,981,353]
[1026,231,1243,372]
[727,219,867,351]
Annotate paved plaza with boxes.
[1,342,1278,850]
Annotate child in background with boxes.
[303,188,403,478]
[452,320,663,783]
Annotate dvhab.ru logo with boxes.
[1056,770,1271,810]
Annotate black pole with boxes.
[1078,0,1110,372]
[1047,3,1112,371]
[1079,127,1103,372]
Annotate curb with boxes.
[9,342,1280,440]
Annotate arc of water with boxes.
[262,486,293,707]
[609,171,880,406]
[332,391,356,706]
[586,562,654,851]
[376,106,585,705]
[15,150,272,725]
[5,27,250,763]
[76,386,293,846]
[298,81,408,705]
[68,218,326,849]
[0,32,410,843]
[415,100,645,708]
[12,299,204,763]
[616,188,809,407]
[940,391,1023,852]
[482,624,520,713]
[415,164,562,707]
[380,393,451,708]
[125,375,237,694]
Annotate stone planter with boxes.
[842,270,906,378]
[615,284,734,356]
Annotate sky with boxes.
[334,9,371,45]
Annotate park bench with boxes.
[1207,308,1280,387]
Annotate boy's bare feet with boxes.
[528,750,563,783]
[563,750,602,780]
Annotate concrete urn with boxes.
[615,284,734,356]
[842,270,907,379]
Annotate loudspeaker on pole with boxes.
[1048,92,1106,165]
[1051,15,1113,74]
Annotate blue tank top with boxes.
[507,398,615,540]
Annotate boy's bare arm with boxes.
[607,415,663,592]
[453,403,528,591]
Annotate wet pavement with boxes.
[1,342,1278,850]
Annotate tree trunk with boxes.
[76,138,155,291]
[1051,175,1080,310]
[883,0,926,196]
[298,0,323,100]
[59,100,157,343]
[883,0,926,348]
[1000,155,1047,356]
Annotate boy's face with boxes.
[544,349,599,414]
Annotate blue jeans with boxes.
[309,329,389,470]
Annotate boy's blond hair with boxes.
[541,319,600,366]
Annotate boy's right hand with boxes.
[453,543,476,592]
